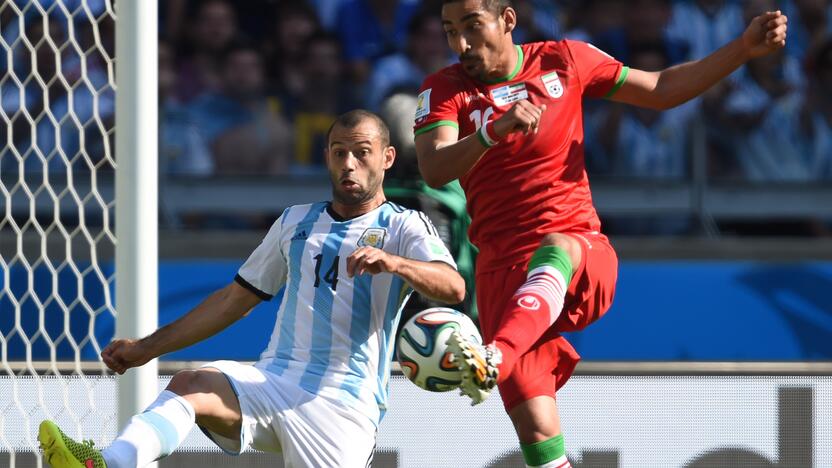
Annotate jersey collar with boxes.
[325,200,388,222]
[482,44,524,84]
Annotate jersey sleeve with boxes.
[563,39,628,99]
[398,211,457,269]
[413,71,463,137]
[235,211,288,300]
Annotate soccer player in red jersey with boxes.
[414,1,788,466]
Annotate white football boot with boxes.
[445,331,501,405]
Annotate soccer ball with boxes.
[396,307,482,392]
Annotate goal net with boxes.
[0,1,117,465]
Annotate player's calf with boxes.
[446,331,501,405]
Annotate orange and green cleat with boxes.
[38,420,106,468]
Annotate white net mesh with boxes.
[0,1,116,465]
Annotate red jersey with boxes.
[414,40,627,272]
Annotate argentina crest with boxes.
[358,228,387,248]
[541,71,564,98]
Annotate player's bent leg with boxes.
[167,368,242,440]
[490,233,581,383]
[538,233,582,266]
[100,368,238,467]
[508,396,572,468]
[39,420,107,468]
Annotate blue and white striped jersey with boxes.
[235,201,456,426]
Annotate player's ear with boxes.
[501,7,516,34]
[383,145,396,170]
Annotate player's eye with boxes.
[444,29,457,37]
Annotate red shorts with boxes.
[476,231,618,411]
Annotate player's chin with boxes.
[334,187,367,204]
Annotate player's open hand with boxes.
[493,99,547,137]
[347,246,400,277]
[742,10,787,59]
[101,338,151,374]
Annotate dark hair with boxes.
[441,0,512,15]
[327,110,391,148]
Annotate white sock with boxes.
[527,454,571,468]
[516,265,568,324]
[102,390,196,467]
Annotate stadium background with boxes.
[2,0,832,466]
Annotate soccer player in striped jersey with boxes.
[414,1,788,467]
[38,110,465,468]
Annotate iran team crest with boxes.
[541,71,564,98]
[358,228,387,248]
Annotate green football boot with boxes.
[38,420,106,468]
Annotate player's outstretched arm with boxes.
[610,10,788,110]
[101,282,261,374]
[346,246,465,303]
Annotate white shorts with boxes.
[200,360,378,468]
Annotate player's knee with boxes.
[539,233,581,266]
[167,369,213,396]
[167,370,196,395]
[167,369,221,414]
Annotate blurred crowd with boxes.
[1,0,831,230]
[159,0,832,184]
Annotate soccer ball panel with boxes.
[396,307,482,392]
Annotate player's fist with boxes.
[347,246,400,277]
[101,338,151,374]
[493,99,547,137]
[742,10,788,59]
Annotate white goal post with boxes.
[0,0,157,466]
[114,0,158,433]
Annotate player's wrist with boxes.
[388,254,405,275]
[477,120,502,148]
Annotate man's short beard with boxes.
[332,181,380,206]
[333,189,370,205]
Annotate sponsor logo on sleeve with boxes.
[429,239,448,256]
[414,88,432,120]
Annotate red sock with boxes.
[492,247,572,383]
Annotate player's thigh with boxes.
[557,231,618,331]
[167,366,241,438]
[278,394,377,468]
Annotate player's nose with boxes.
[451,36,469,55]
[343,153,358,170]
